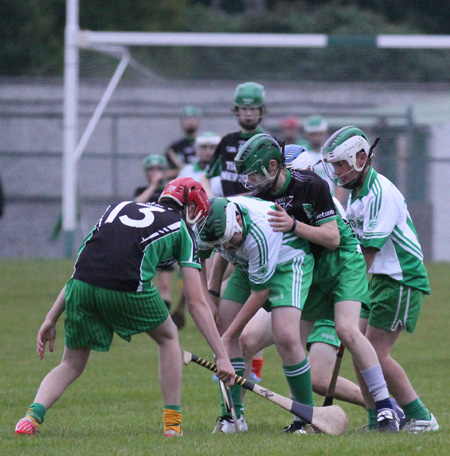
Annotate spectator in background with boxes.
[178,131,221,182]
[300,115,329,154]
[165,106,202,179]
[279,116,302,145]
[134,154,169,204]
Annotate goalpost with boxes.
[63,0,450,257]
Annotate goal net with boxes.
[64,31,450,260]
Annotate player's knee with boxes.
[274,334,300,358]
[335,325,359,349]
[149,316,179,344]
[61,358,87,379]
[311,376,329,396]
[239,332,258,360]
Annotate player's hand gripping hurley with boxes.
[183,350,348,435]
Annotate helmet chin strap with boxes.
[269,166,282,191]
[269,142,285,191]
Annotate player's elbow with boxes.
[326,232,340,250]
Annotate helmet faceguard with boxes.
[159,177,210,230]
[321,126,378,189]
[200,197,243,251]
[235,133,283,191]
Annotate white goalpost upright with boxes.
[63,0,450,257]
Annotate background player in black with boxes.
[165,105,202,179]
[15,177,235,438]
[202,82,268,197]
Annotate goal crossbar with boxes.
[62,0,450,257]
[79,31,450,50]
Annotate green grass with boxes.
[0,260,449,455]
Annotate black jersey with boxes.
[254,169,338,257]
[205,129,266,197]
[73,201,200,292]
[165,137,196,168]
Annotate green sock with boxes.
[164,405,181,413]
[283,358,314,423]
[402,398,431,421]
[220,358,245,418]
[368,408,377,429]
[25,403,46,425]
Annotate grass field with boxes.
[0,259,449,455]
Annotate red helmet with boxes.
[159,177,210,227]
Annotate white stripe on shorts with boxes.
[292,256,304,309]
[390,285,411,331]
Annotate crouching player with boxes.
[199,196,314,434]
[15,177,235,438]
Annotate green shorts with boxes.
[306,319,340,351]
[64,278,169,351]
[360,274,424,333]
[222,255,314,312]
[302,248,369,321]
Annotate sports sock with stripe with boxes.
[283,358,314,423]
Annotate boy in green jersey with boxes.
[322,126,438,433]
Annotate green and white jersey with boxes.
[347,168,430,293]
[222,196,311,291]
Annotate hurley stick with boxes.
[183,350,348,435]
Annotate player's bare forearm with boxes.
[207,252,229,294]
[46,286,67,324]
[37,286,67,359]
[292,219,340,250]
[268,203,340,250]
[200,258,219,324]
[182,267,235,383]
